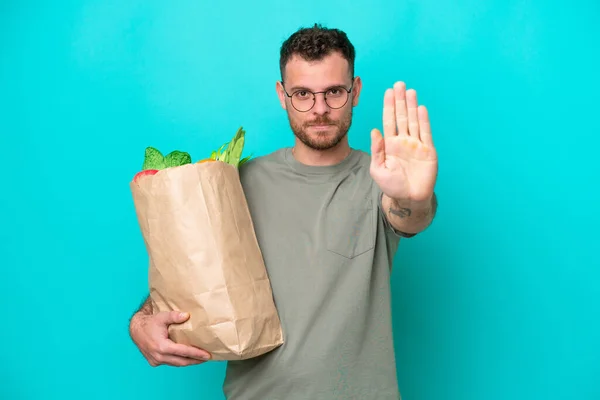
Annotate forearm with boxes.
[129,295,153,334]
[382,192,437,234]
[137,295,153,316]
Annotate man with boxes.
[129,24,438,399]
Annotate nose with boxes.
[312,93,330,115]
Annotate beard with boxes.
[288,108,353,151]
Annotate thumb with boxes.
[370,128,385,168]
[157,310,190,325]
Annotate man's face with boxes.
[277,52,361,151]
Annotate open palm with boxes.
[370,81,438,202]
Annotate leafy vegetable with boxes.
[206,127,252,167]
[227,127,245,166]
[238,155,252,166]
[138,127,251,178]
[142,147,167,170]
[141,147,192,171]
[165,150,192,168]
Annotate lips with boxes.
[308,124,334,129]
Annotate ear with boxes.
[351,76,362,107]
[276,81,287,110]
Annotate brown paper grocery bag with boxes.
[130,161,284,361]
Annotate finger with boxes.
[167,342,212,361]
[393,81,408,136]
[370,128,385,168]
[418,105,434,147]
[157,310,190,325]
[155,354,206,367]
[142,351,160,367]
[406,89,420,140]
[382,88,397,138]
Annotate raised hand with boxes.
[370,81,438,204]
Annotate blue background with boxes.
[1,1,599,399]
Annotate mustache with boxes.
[305,117,337,126]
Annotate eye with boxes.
[294,91,311,100]
[327,88,343,97]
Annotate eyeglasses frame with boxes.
[280,79,355,112]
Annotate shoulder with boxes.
[346,148,373,180]
[353,149,373,167]
[239,148,284,171]
[238,148,287,182]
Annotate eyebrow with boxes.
[287,83,348,92]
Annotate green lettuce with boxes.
[141,147,191,170]
[140,127,251,171]
[165,150,192,167]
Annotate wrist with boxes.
[383,192,437,234]
[390,194,434,212]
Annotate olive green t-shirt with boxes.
[222,147,413,400]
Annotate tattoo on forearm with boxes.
[388,193,438,221]
[389,207,412,219]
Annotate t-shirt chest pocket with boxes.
[325,196,375,259]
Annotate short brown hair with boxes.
[279,23,356,81]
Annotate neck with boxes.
[292,140,352,166]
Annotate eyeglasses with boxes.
[281,80,354,112]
